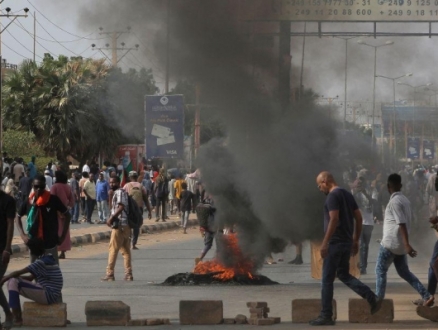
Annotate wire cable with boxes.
[30,12,81,56]
[14,20,58,58]
[4,29,44,60]
[2,42,29,59]
[26,0,101,41]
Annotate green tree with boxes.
[3,56,124,167]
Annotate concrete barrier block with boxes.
[146,318,163,325]
[22,302,67,327]
[235,314,247,324]
[85,301,130,326]
[127,319,145,326]
[179,300,223,325]
[292,299,337,323]
[268,317,281,324]
[349,299,393,323]
[417,305,438,322]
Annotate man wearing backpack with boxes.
[154,169,169,222]
[102,176,133,281]
[124,171,152,250]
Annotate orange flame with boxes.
[193,234,255,280]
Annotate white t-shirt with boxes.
[82,164,90,173]
[45,175,53,189]
[381,192,411,255]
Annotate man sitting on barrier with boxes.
[0,238,63,329]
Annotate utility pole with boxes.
[92,27,139,67]
[0,4,29,172]
[33,12,36,62]
[165,0,171,94]
[194,84,201,158]
[279,21,291,112]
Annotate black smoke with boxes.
[77,0,377,268]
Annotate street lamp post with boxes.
[333,36,359,131]
[398,82,433,163]
[375,73,413,165]
[357,40,394,150]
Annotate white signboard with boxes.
[240,0,438,22]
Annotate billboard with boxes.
[406,137,420,159]
[145,95,184,159]
[423,140,435,160]
[240,0,438,22]
[117,144,145,173]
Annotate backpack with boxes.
[156,179,169,198]
[121,189,143,229]
[128,183,143,208]
[196,202,212,228]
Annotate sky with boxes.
[3,0,438,123]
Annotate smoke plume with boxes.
[77,0,377,268]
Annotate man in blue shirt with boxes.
[27,156,37,180]
[310,171,381,326]
[96,172,110,224]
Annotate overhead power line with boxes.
[30,12,81,57]
[26,0,100,40]
[2,41,28,59]
[14,20,57,58]
[4,28,43,60]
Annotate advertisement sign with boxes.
[407,137,420,159]
[117,145,145,172]
[145,95,184,159]
[423,140,435,160]
[240,0,438,22]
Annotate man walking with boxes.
[96,172,110,224]
[0,185,16,327]
[83,173,96,224]
[123,171,151,249]
[101,176,133,281]
[375,173,434,306]
[69,172,80,224]
[352,175,377,275]
[311,171,381,326]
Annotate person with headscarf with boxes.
[4,179,17,198]
[50,171,74,259]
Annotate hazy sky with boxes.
[3,0,438,122]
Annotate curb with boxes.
[11,219,199,256]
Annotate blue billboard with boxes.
[407,137,420,159]
[423,140,435,160]
[145,95,184,159]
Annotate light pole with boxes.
[357,40,394,149]
[425,87,438,106]
[375,73,413,164]
[0,5,29,171]
[334,36,360,131]
[319,95,339,120]
[398,82,433,163]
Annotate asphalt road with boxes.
[4,215,438,329]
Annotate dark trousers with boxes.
[359,225,374,272]
[428,240,438,295]
[80,197,87,216]
[86,199,96,223]
[0,255,9,314]
[132,209,143,246]
[321,242,375,318]
[155,198,167,220]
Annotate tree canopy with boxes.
[2,55,159,165]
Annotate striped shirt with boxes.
[27,255,63,304]
[112,189,129,226]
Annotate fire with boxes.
[193,234,255,281]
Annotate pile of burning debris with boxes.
[162,234,278,286]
